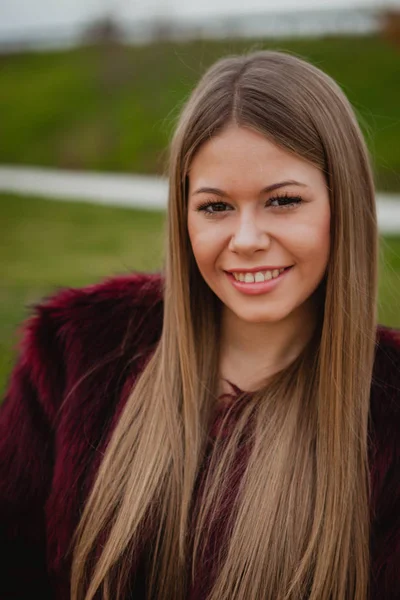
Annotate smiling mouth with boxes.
[226,266,293,283]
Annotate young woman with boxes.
[1,50,399,600]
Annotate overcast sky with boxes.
[0,0,397,35]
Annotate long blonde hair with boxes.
[71,50,378,599]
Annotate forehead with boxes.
[188,125,321,195]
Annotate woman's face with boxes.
[187,125,331,324]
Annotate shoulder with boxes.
[371,324,400,415]
[7,271,164,422]
[369,325,400,595]
[33,270,164,324]
[375,323,400,364]
[18,270,164,361]
[25,269,163,339]
[370,323,400,440]
[37,270,164,347]
[369,323,399,507]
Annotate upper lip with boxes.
[226,265,292,273]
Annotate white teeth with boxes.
[232,267,287,283]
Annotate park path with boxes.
[1,165,400,234]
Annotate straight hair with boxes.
[71,50,378,599]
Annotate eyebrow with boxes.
[192,180,307,197]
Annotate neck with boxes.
[219,297,319,392]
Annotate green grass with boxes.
[378,236,400,327]
[0,35,399,191]
[1,193,399,394]
[0,193,166,392]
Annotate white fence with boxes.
[1,165,399,234]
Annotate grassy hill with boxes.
[0,34,399,191]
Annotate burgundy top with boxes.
[188,380,252,600]
[0,272,399,599]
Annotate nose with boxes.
[228,214,271,254]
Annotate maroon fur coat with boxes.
[0,272,399,599]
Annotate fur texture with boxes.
[0,272,399,599]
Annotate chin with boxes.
[230,306,292,324]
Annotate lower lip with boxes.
[225,267,293,295]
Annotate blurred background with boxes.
[0,0,399,392]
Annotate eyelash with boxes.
[196,193,303,216]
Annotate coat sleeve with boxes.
[0,304,65,599]
[370,327,400,599]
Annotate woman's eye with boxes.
[196,194,303,216]
[197,201,230,215]
[269,194,303,209]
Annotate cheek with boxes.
[289,213,330,267]
[294,231,330,262]
[188,221,226,270]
